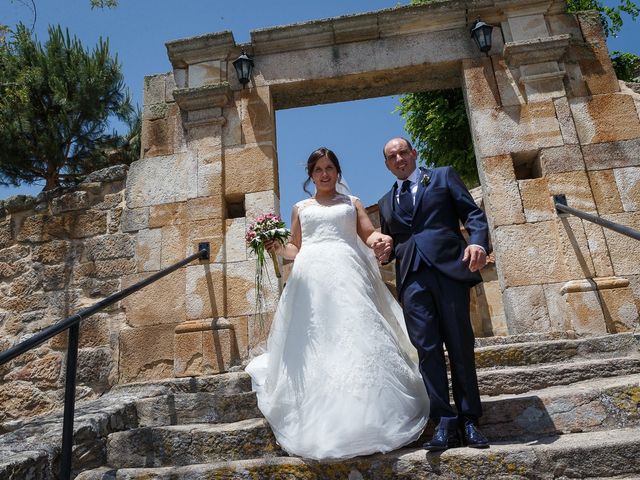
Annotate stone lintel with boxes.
[560,276,631,295]
[504,34,570,67]
[173,84,232,113]
[494,0,567,17]
[166,31,236,68]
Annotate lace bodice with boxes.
[295,194,358,248]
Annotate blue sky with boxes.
[2,0,639,218]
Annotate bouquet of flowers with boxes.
[246,212,291,279]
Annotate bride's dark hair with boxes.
[303,147,343,196]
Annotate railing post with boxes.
[59,323,80,480]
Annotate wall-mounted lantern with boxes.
[232,51,254,87]
[470,19,494,55]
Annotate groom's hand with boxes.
[373,238,392,264]
[463,245,487,272]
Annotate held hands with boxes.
[372,235,393,264]
[463,245,487,272]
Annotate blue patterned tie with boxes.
[398,179,413,222]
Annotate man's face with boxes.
[384,139,418,180]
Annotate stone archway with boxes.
[123,0,640,381]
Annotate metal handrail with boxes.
[0,243,210,480]
[554,194,640,241]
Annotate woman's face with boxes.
[311,156,339,193]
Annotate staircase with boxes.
[2,332,640,479]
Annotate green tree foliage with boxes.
[398,0,639,187]
[0,24,136,191]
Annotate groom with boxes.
[375,137,490,452]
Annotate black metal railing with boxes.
[554,194,640,241]
[0,242,210,480]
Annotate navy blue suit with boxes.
[378,166,490,425]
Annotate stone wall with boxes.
[0,166,130,426]
[465,11,640,336]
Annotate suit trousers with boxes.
[400,257,482,425]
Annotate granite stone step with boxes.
[476,355,640,395]
[76,426,640,480]
[478,373,640,440]
[101,374,640,470]
[106,418,284,468]
[473,332,640,369]
[135,391,260,427]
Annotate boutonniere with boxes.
[421,173,431,187]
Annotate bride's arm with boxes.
[354,198,393,250]
[265,206,302,260]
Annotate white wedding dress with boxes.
[245,194,429,460]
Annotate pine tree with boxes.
[0,23,134,191]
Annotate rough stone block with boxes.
[0,219,13,249]
[553,97,579,145]
[118,324,177,383]
[602,212,640,276]
[557,280,608,335]
[144,74,167,107]
[174,329,204,377]
[503,285,551,334]
[538,145,584,174]
[224,218,247,263]
[570,94,640,145]
[226,259,278,318]
[519,177,554,222]
[0,380,56,423]
[479,155,525,228]
[469,101,564,158]
[238,87,276,145]
[490,57,524,107]
[84,234,134,261]
[186,196,224,222]
[203,326,239,374]
[245,190,281,223]
[598,284,639,332]
[141,115,176,158]
[588,170,624,214]
[69,211,108,239]
[575,13,620,95]
[507,14,549,42]
[462,57,500,111]
[149,202,187,228]
[583,138,640,171]
[189,219,224,264]
[121,269,186,327]
[224,145,277,196]
[126,153,197,208]
[17,215,66,243]
[613,166,640,212]
[185,263,225,320]
[188,60,224,88]
[51,191,89,214]
[494,218,596,288]
[581,222,614,278]
[197,161,223,198]
[121,207,149,233]
[547,170,597,213]
[32,240,70,265]
[135,228,162,272]
[222,103,242,147]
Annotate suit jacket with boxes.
[378,166,490,293]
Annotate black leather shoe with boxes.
[423,428,461,452]
[461,423,489,448]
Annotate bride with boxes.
[245,147,429,460]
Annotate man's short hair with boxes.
[383,137,413,159]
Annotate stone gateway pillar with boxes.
[464,8,640,336]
